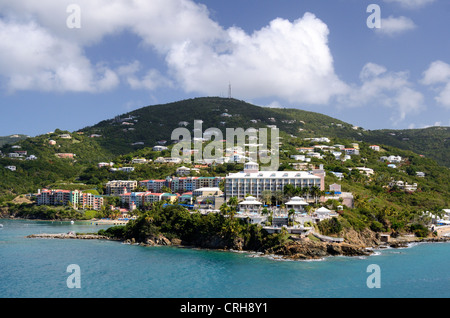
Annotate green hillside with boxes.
[79,97,360,155]
[0,97,449,238]
[360,127,450,168]
[78,97,449,168]
[0,134,29,147]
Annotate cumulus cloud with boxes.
[0,0,432,126]
[340,63,425,124]
[421,60,450,108]
[0,0,350,103]
[375,16,416,36]
[117,61,173,90]
[0,18,118,93]
[0,0,220,93]
[166,13,350,104]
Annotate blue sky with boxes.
[0,0,449,136]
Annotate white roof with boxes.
[286,196,308,205]
[193,187,221,192]
[239,196,262,205]
[316,207,331,213]
[226,170,320,179]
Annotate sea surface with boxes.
[1,218,449,298]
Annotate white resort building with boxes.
[224,162,323,200]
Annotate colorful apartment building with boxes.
[139,176,223,194]
[120,192,178,209]
[105,180,138,196]
[36,189,104,210]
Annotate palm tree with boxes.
[310,186,320,204]
[261,190,272,206]
[283,184,295,198]
[288,208,295,226]
[219,203,230,216]
[227,197,238,219]
[273,190,283,207]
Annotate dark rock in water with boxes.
[389,242,409,248]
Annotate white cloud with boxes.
[117,61,173,90]
[0,19,118,93]
[166,13,350,104]
[0,0,220,93]
[421,60,450,85]
[421,60,450,108]
[0,1,349,103]
[340,63,425,124]
[375,16,416,36]
[383,0,435,9]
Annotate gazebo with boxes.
[238,196,262,213]
[314,206,334,220]
[285,196,308,213]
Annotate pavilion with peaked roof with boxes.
[238,196,262,213]
[285,196,309,213]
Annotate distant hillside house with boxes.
[416,171,426,177]
[110,167,135,173]
[5,165,16,171]
[344,148,359,155]
[152,145,168,151]
[176,166,199,176]
[56,153,75,159]
[369,145,380,151]
[131,158,147,164]
[389,180,417,192]
[98,162,114,168]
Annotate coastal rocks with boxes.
[27,232,109,240]
[273,239,372,260]
[343,228,380,247]
[141,235,173,246]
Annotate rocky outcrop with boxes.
[27,232,109,240]
[342,228,380,247]
[270,238,372,260]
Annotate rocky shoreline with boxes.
[27,232,111,240]
[26,230,450,261]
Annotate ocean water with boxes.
[1,218,449,298]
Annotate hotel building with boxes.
[224,162,324,200]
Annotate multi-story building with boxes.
[120,192,178,209]
[139,176,223,194]
[106,180,138,196]
[37,189,79,206]
[36,189,103,210]
[224,162,323,200]
[80,192,104,210]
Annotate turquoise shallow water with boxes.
[1,219,449,298]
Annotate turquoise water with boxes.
[1,219,449,298]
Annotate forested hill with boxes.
[78,97,358,155]
[79,97,450,167]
